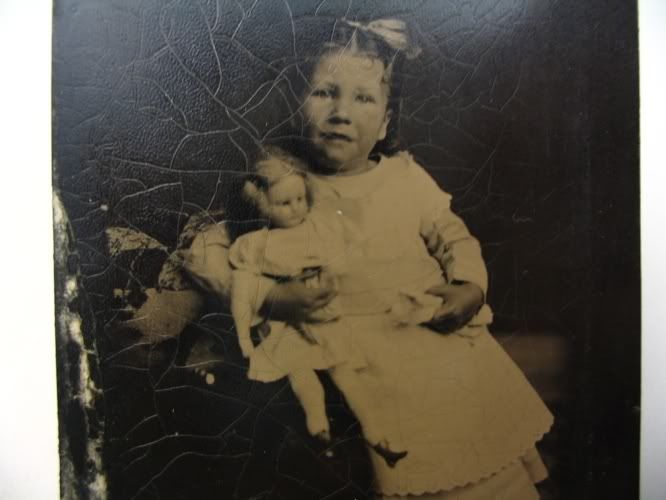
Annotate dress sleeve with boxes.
[182,222,233,307]
[227,230,264,273]
[408,160,489,297]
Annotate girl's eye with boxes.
[312,87,333,98]
[357,94,376,103]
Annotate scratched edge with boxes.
[52,184,107,497]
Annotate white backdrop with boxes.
[638,1,666,498]
[0,0,57,498]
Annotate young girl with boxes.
[187,18,553,500]
[229,145,440,466]
[278,19,552,499]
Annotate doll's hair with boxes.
[243,145,313,210]
[252,145,309,191]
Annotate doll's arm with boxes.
[231,269,276,357]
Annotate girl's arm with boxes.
[261,271,338,323]
[420,210,488,296]
[184,222,337,321]
[408,160,490,330]
[183,223,233,307]
[420,209,489,332]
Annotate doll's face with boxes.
[265,173,309,228]
[304,50,391,174]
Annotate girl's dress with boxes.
[229,205,449,383]
[301,152,554,498]
[185,151,553,498]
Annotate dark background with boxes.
[53,0,640,498]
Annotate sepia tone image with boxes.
[52,1,640,499]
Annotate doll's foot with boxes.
[306,415,330,442]
[368,441,408,468]
[314,429,332,443]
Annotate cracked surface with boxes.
[52,1,640,499]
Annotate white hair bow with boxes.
[343,18,422,59]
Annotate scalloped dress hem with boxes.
[378,445,549,499]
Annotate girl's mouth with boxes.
[320,132,352,142]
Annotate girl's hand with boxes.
[261,273,338,323]
[425,282,484,334]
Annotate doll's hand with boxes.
[262,275,338,323]
[425,282,484,334]
[239,336,255,359]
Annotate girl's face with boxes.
[304,50,391,175]
[265,171,308,228]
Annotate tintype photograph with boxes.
[52,1,640,499]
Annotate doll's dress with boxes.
[229,206,368,382]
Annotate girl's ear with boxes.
[378,108,392,141]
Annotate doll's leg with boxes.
[328,365,382,443]
[288,370,330,441]
[329,365,407,467]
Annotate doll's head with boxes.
[245,146,311,229]
[299,19,419,174]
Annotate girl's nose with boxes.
[329,97,352,124]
